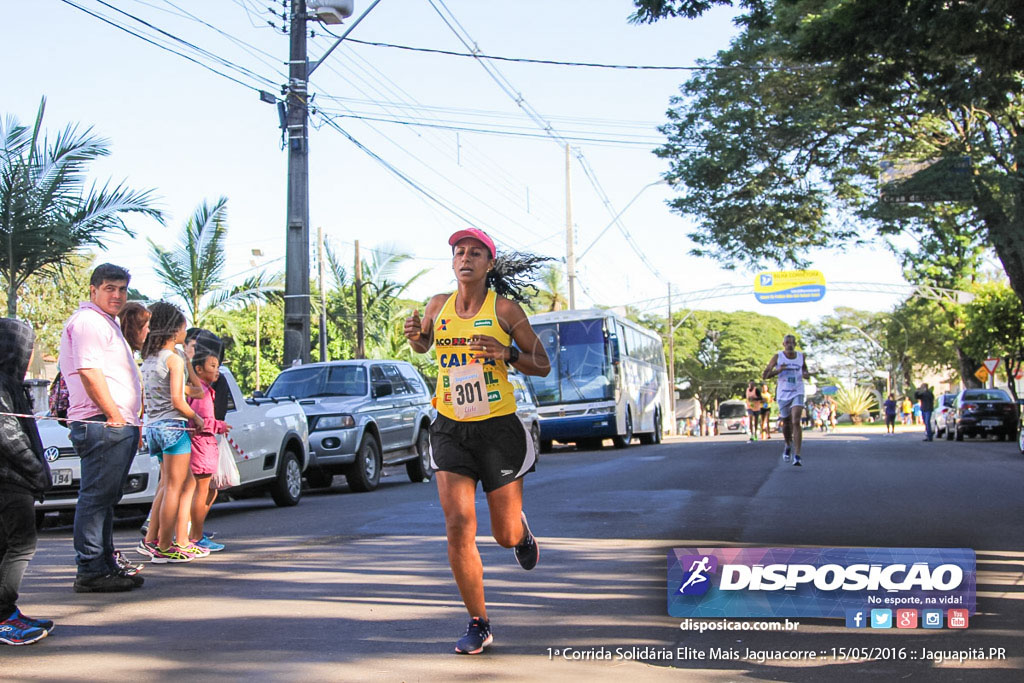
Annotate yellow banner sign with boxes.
[974,366,989,383]
[754,270,826,304]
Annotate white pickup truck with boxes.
[35,367,310,524]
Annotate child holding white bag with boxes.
[186,347,231,552]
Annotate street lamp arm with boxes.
[309,0,384,76]
[577,180,667,263]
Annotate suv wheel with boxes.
[346,434,382,492]
[406,428,433,483]
[270,449,303,506]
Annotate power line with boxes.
[343,37,726,71]
[426,0,666,284]
[83,0,279,87]
[316,114,546,259]
[57,0,268,93]
[314,93,662,131]
[319,111,665,147]
[306,34,562,251]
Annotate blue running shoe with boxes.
[10,609,54,635]
[0,615,47,645]
[196,536,225,552]
[455,617,492,654]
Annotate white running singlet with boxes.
[775,351,805,400]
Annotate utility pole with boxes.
[318,226,327,362]
[565,144,576,309]
[667,282,675,435]
[355,239,365,359]
[283,0,311,367]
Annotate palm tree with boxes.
[532,264,568,313]
[0,97,162,315]
[149,197,277,328]
[320,242,428,359]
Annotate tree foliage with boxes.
[663,309,792,406]
[961,282,1024,402]
[631,0,1024,307]
[14,253,94,357]
[148,197,276,330]
[1,98,162,315]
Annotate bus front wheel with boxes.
[613,410,633,449]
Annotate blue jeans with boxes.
[0,490,37,618]
[922,411,933,439]
[69,416,140,577]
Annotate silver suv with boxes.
[266,360,433,492]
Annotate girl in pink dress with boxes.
[186,349,230,551]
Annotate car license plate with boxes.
[980,419,1001,427]
[53,469,73,486]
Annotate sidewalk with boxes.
[4,529,730,682]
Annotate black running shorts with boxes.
[429,413,536,493]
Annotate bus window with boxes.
[527,320,614,404]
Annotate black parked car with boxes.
[947,388,1020,442]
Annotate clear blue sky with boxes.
[4,0,910,325]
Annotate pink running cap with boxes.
[448,228,495,259]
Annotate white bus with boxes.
[524,308,669,450]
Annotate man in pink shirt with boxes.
[58,264,144,593]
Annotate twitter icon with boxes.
[871,609,892,629]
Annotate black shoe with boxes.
[513,512,539,571]
[455,617,493,654]
[73,572,135,593]
[115,568,145,588]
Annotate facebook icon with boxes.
[845,609,867,628]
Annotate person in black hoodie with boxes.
[0,318,54,645]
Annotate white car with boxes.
[930,392,957,438]
[35,367,310,523]
[35,420,159,525]
[509,372,541,456]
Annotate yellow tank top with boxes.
[433,289,517,421]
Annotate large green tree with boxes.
[630,0,1024,308]
[1,98,162,315]
[664,309,792,407]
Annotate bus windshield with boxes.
[527,320,614,405]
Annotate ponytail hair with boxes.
[486,251,553,304]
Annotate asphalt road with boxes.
[5,426,1023,681]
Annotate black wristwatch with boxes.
[506,345,520,364]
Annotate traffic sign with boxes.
[974,366,989,383]
[983,357,1000,374]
